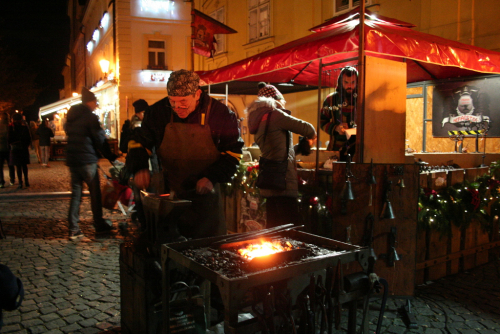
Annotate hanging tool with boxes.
[368,159,377,206]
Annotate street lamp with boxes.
[99,59,110,79]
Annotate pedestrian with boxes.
[8,113,31,189]
[130,99,148,130]
[29,120,41,164]
[65,87,122,239]
[126,69,244,240]
[0,113,15,188]
[36,118,54,167]
[320,66,358,160]
[247,83,316,228]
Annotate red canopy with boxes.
[197,8,500,94]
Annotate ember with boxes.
[237,239,295,260]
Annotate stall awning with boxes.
[198,8,500,94]
[39,95,81,117]
[39,81,117,117]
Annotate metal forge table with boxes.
[161,230,374,334]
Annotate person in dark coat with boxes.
[0,113,15,188]
[126,69,244,240]
[36,118,55,167]
[8,113,31,189]
[65,87,121,239]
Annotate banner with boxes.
[191,9,237,58]
[432,77,500,137]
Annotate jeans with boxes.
[40,146,50,165]
[68,163,104,232]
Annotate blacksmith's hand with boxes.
[196,177,214,195]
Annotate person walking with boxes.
[8,113,31,189]
[65,87,121,239]
[247,83,316,228]
[29,120,41,164]
[36,118,54,167]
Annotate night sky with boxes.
[0,0,70,120]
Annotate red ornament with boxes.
[468,189,480,210]
[309,196,319,206]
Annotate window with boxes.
[334,0,370,15]
[148,40,166,70]
[248,0,270,42]
[210,7,226,55]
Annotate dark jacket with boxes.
[133,92,244,186]
[320,90,356,151]
[36,123,54,146]
[8,122,31,165]
[65,103,117,167]
[247,97,316,198]
[0,118,8,153]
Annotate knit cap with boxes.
[81,87,96,104]
[133,99,149,114]
[167,70,200,96]
[258,84,284,101]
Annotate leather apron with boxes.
[158,98,225,239]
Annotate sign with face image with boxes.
[432,77,500,137]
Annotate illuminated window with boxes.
[210,7,226,55]
[148,40,166,70]
[334,0,370,15]
[248,0,270,43]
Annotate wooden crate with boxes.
[120,243,162,334]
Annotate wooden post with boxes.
[355,1,365,163]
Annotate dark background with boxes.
[0,0,70,121]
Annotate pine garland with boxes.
[418,171,500,236]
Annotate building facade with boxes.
[41,0,500,148]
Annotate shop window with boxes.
[248,0,270,43]
[147,40,167,70]
[210,7,226,55]
[334,0,370,15]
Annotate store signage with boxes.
[141,70,172,84]
[141,0,175,12]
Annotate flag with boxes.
[191,9,237,58]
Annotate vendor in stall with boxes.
[126,69,244,240]
[320,66,358,161]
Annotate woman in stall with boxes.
[247,83,316,228]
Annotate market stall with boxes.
[38,81,120,160]
[201,7,500,296]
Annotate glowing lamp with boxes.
[100,59,110,77]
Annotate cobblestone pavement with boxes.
[2,158,500,333]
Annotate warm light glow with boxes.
[100,59,110,74]
[72,92,78,97]
[237,240,294,260]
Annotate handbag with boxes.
[255,111,290,191]
[168,281,207,334]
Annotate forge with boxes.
[161,226,381,334]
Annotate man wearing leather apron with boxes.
[126,69,243,239]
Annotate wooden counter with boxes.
[406,153,500,168]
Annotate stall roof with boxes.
[198,8,500,94]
